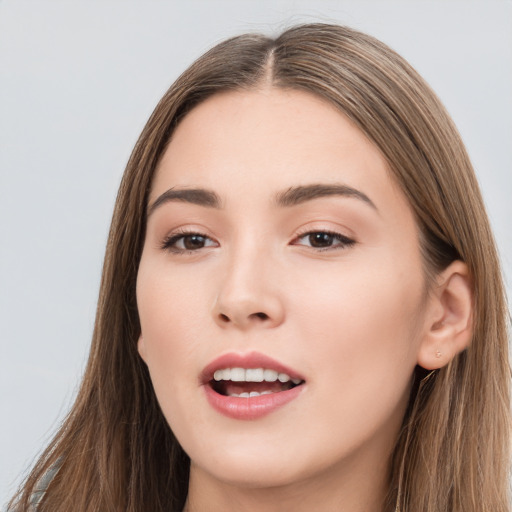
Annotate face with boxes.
[137,88,430,491]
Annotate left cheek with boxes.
[299,287,417,440]
[297,270,420,379]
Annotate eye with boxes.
[293,230,356,251]
[161,231,218,253]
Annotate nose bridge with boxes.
[213,235,284,329]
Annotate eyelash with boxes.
[292,229,356,252]
[160,229,218,254]
[160,229,356,254]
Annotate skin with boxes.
[136,88,472,512]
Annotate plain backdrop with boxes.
[1,0,511,505]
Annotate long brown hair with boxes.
[10,23,510,512]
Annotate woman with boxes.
[9,23,510,512]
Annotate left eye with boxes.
[294,231,355,250]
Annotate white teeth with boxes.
[228,390,276,398]
[245,368,264,382]
[213,368,231,381]
[263,369,278,382]
[212,367,301,383]
[230,367,246,381]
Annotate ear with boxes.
[137,334,147,363]
[417,261,473,370]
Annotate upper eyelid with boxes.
[293,226,355,241]
[159,229,218,251]
[159,226,356,250]
[163,226,217,241]
[165,231,215,241]
[295,228,350,237]
[162,228,351,240]
[293,231,355,244]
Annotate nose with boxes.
[212,252,285,330]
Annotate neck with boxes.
[183,452,391,512]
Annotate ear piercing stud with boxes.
[435,350,442,359]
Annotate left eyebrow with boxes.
[274,183,378,211]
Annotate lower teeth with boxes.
[230,391,274,398]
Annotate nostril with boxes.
[215,310,274,326]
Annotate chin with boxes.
[184,428,336,491]
[192,454,311,489]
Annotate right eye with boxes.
[161,232,218,253]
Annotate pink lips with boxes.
[201,351,305,420]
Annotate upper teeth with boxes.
[213,367,301,385]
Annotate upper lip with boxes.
[200,351,305,384]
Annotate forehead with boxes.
[151,88,409,216]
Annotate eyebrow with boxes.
[147,187,222,216]
[147,182,377,216]
[274,183,377,210]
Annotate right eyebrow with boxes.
[147,187,222,217]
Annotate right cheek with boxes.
[137,262,171,325]
[137,261,214,357]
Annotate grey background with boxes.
[1,0,511,505]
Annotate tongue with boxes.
[222,381,289,396]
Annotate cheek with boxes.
[138,256,210,336]
[290,255,424,424]
[293,249,425,352]
[136,261,209,391]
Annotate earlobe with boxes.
[417,261,473,370]
[137,334,147,362]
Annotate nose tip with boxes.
[213,292,285,330]
[212,247,285,330]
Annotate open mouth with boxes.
[209,367,305,398]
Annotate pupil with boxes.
[309,232,333,247]
[184,235,205,250]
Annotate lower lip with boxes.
[204,384,304,420]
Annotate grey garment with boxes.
[29,466,59,510]
[5,466,59,512]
